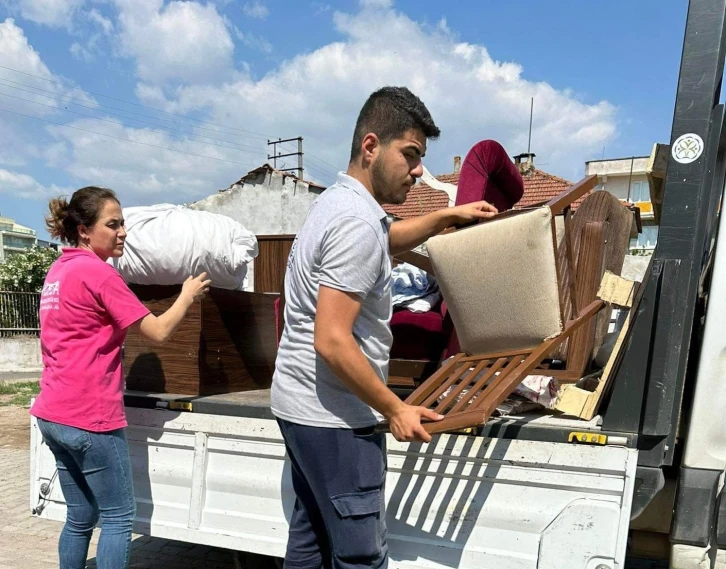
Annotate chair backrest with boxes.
[425,176,598,357]
[427,206,562,354]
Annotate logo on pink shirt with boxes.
[40,281,60,312]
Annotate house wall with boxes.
[596,173,649,201]
[190,168,324,291]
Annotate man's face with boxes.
[370,129,426,205]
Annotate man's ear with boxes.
[360,133,380,165]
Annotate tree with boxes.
[0,246,60,292]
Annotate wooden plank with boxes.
[388,359,430,379]
[404,353,464,406]
[448,357,510,414]
[565,222,607,377]
[433,358,491,413]
[255,235,295,293]
[545,175,598,215]
[421,360,472,408]
[555,272,647,420]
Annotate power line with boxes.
[0,89,269,157]
[0,76,271,143]
[0,105,259,168]
[280,140,340,172]
[0,63,276,140]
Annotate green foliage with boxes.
[0,246,60,292]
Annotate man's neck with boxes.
[345,164,381,204]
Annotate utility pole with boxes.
[267,137,304,179]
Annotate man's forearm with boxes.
[389,209,456,255]
[315,335,404,419]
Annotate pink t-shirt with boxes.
[30,248,150,432]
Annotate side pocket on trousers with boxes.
[330,489,384,560]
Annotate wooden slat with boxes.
[545,175,598,215]
[404,353,464,406]
[385,300,606,436]
[432,358,491,413]
[448,357,510,414]
[461,349,527,362]
[563,208,580,317]
[420,360,473,408]
[565,222,607,377]
[471,300,604,418]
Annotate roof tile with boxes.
[383,168,585,219]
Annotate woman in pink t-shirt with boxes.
[31,186,211,569]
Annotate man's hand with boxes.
[387,404,444,443]
[447,200,498,226]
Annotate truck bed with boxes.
[122,389,635,447]
[31,400,638,569]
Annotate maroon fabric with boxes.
[390,307,448,361]
[455,140,524,211]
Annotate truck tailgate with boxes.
[31,407,637,569]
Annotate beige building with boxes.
[0,216,42,263]
[585,155,658,251]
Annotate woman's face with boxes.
[78,199,126,261]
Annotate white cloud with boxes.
[137,2,616,183]
[3,2,619,210]
[0,168,64,199]
[5,0,84,29]
[0,19,96,115]
[114,0,235,85]
[242,1,269,20]
[45,117,265,204]
[70,41,94,62]
[87,8,113,35]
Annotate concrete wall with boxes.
[586,157,649,177]
[190,168,324,235]
[0,336,42,372]
[190,167,325,292]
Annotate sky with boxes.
[0,0,689,240]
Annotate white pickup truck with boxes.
[28,1,726,567]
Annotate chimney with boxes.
[453,155,462,173]
[514,152,536,174]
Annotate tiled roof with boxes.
[517,169,582,208]
[383,184,450,218]
[383,168,584,219]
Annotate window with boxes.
[630,225,659,250]
[2,235,34,249]
[629,180,650,203]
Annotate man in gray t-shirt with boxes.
[271,87,497,569]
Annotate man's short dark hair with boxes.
[349,86,440,162]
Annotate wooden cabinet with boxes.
[124,285,279,396]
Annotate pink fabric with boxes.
[455,140,525,212]
[30,248,150,432]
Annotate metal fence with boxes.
[0,291,41,337]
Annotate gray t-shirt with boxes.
[271,173,393,428]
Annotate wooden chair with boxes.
[381,175,635,435]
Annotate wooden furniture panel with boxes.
[124,285,278,396]
[255,235,295,293]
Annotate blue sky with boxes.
[0,0,688,240]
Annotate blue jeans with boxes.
[37,418,136,569]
